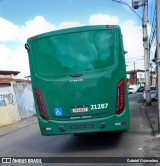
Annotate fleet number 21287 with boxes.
[90,103,108,110]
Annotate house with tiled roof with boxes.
[0,70,30,86]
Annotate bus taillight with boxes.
[116,78,125,115]
[31,35,38,39]
[34,88,49,121]
[106,25,114,28]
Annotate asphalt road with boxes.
[0,92,154,165]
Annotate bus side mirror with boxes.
[124,50,128,54]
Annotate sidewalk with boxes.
[0,116,38,137]
[141,101,158,135]
[140,100,160,158]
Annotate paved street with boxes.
[0,93,157,165]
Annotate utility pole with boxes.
[134,62,137,84]
[142,0,151,106]
[156,0,160,133]
[150,63,152,85]
[112,0,151,105]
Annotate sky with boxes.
[0,0,153,78]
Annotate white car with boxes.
[128,85,138,94]
[143,85,157,100]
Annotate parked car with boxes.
[137,86,145,92]
[128,85,138,94]
[143,85,157,100]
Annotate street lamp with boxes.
[112,0,142,20]
[132,0,141,9]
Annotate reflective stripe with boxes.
[46,128,51,130]
[115,123,121,126]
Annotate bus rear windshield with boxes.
[33,29,115,75]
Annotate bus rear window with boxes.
[32,29,115,75]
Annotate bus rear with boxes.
[25,25,129,136]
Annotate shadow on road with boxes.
[26,93,150,156]
[51,131,123,153]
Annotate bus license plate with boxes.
[72,107,88,113]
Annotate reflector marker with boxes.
[115,123,121,126]
[115,122,126,126]
[42,128,51,131]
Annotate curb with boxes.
[140,104,156,135]
[0,116,37,137]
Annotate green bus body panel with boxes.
[26,25,129,136]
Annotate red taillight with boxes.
[34,88,48,121]
[116,78,125,115]
[106,25,114,28]
[121,122,126,125]
[31,35,38,39]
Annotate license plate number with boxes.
[72,107,88,113]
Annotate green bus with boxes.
[25,25,129,136]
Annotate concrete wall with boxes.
[0,82,36,127]
[12,82,36,119]
[0,87,20,127]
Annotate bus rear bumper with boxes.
[38,111,129,136]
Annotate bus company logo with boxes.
[2,158,12,163]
